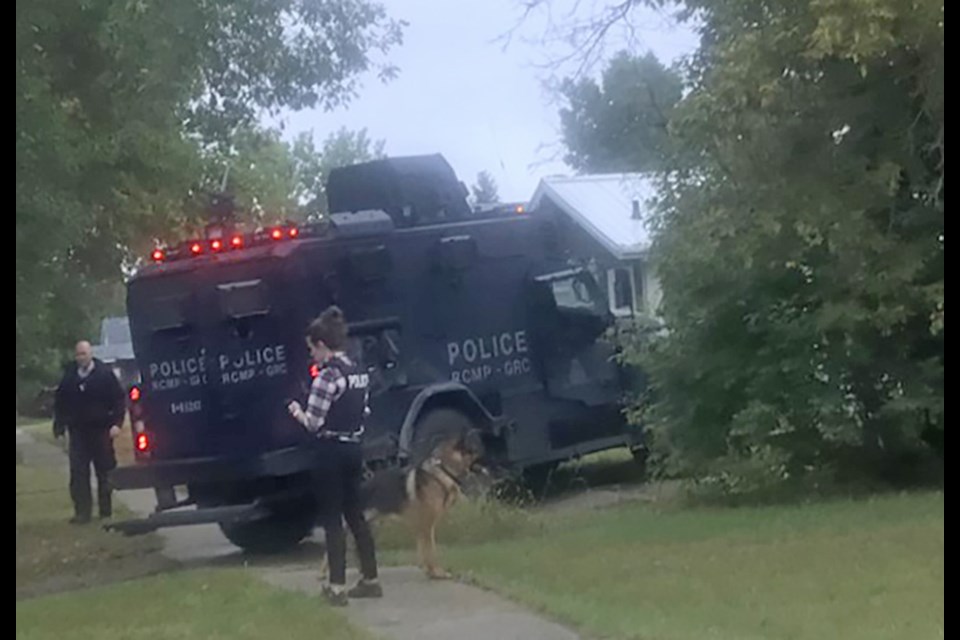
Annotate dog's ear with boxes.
[449,433,467,453]
[460,429,484,455]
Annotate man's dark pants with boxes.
[68,428,116,519]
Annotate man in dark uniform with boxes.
[53,340,125,524]
[288,306,381,606]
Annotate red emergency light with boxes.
[136,433,150,452]
[149,220,310,263]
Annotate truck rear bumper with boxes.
[110,445,317,490]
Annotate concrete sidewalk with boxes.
[261,565,579,640]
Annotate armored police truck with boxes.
[111,154,645,552]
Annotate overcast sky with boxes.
[276,0,699,201]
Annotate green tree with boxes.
[187,125,387,229]
[559,52,683,173]
[540,0,943,489]
[292,127,387,219]
[195,127,301,226]
[636,0,943,488]
[16,0,403,408]
[471,171,501,205]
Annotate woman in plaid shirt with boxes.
[287,306,381,606]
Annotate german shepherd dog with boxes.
[320,430,488,580]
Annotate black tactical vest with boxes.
[321,356,369,442]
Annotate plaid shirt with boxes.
[300,353,368,439]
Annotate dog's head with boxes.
[433,429,488,478]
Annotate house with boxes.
[93,316,139,387]
[529,174,662,319]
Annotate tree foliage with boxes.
[471,171,501,205]
[16,0,402,407]
[190,125,387,229]
[550,0,944,489]
[293,127,387,218]
[559,52,683,173]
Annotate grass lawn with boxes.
[17,433,371,640]
[431,492,944,640]
[16,455,172,599]
[339,445,943,639]
[24,419,136,466]
[19,419,944,639]
[16,569,374,640]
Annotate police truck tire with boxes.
[219,507,315,555]
[630,446,649,479]
[411,408,474,462]
[521,461,559,495]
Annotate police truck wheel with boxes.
[411,408,474,463]
[630,445,649,479]
[521,461,559,496]
[219,505,316,555]
[630,446,650,482]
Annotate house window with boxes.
[607,264,646,317]
[533,268,606,317]
[551,275,601,313]
[632,263,646,313]
[607,267,633,316]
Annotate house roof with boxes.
[100,316,130,345]
[530,173,656,260]
[94,343,135,363]
[94,316,134,363]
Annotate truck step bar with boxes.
[106,503,268,536]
